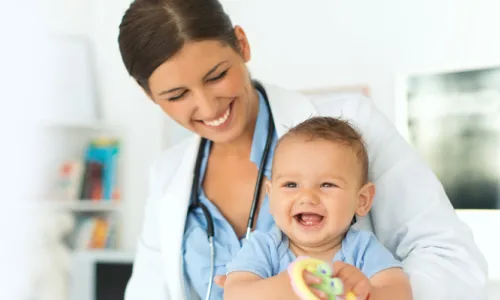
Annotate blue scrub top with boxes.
[182,91,278,300]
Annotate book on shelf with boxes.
[57,137,121,202]
[73,214,119,250]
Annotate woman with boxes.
[118,0,487,299]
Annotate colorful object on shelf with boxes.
[57,160,84,200]
[74,215,118,250]
[288,256,356,300]
[81,137,120,201]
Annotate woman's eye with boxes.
[168,91,187,101]
[283,182,297,188]
[207,70,228,82]
[321,182,337,188]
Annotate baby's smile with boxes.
[293,212,326,231]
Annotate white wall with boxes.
[222,0,500,121]
[0,1,60,299]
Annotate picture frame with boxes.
[300,84,371,98]
[395,65,500,281]
[395,65,500,210]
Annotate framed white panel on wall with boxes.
[394,65,500,282]
[45,35,101,125]
[300,84,371,98]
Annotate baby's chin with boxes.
[287,232,342,252]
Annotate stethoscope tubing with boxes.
[188,81,275,300]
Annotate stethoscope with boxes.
[188,81,275,300]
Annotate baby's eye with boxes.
[321,182,337,188]
[282,181,297,188]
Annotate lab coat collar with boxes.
[159,82,318,299]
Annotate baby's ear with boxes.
[355,182,375,217]
[265,179,272,195]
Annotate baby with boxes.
[224,117,412,300]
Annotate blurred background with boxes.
[1,0,499,299]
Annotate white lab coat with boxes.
[125,82,488,300]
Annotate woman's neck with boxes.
[288,235,344,263]
[211,88,260,159]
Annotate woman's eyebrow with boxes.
[157,60,229,96]
[202,60,229,80]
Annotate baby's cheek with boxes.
[270,197,288,215]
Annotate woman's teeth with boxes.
[203,106,230,127]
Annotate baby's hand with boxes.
[332,261,372,300]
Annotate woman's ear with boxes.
[233,25,251,62]
[355,182,375,217]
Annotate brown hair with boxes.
[275,117,369,184]
[118,0,239,93]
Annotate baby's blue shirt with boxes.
[226,226,402,279]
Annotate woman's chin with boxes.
[195,121,245,144]
[195,120,250,144]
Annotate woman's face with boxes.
[147,27,257,144]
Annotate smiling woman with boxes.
[147,41,258,145]
[119,1,258,146]
[118,1,488,300]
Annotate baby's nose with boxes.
[299,189,320,205]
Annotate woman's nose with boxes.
[194,91,218,118]
[299,189,320,205]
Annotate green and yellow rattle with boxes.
[287,256,356,300]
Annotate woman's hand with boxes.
[332,261,372,300]
[214,275,227,288]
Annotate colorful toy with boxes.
[288,256,357,300]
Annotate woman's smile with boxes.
[198,99,235,130]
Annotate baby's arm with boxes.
[343,230,412,299]
[224,271,300,300]
[223,230,299,300]
[334,262,411,300]
[224,230,325,300]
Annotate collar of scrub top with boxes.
[188,80,276,240]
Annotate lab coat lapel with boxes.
[262,83,319,137]
[158,135,201,300]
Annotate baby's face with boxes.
[267,137,370,249]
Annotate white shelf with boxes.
[42,200,123,212]
[71,249,135,260]
[41,120,124,131]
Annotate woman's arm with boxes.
[315,94,488,299]
[370,268,413,300]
